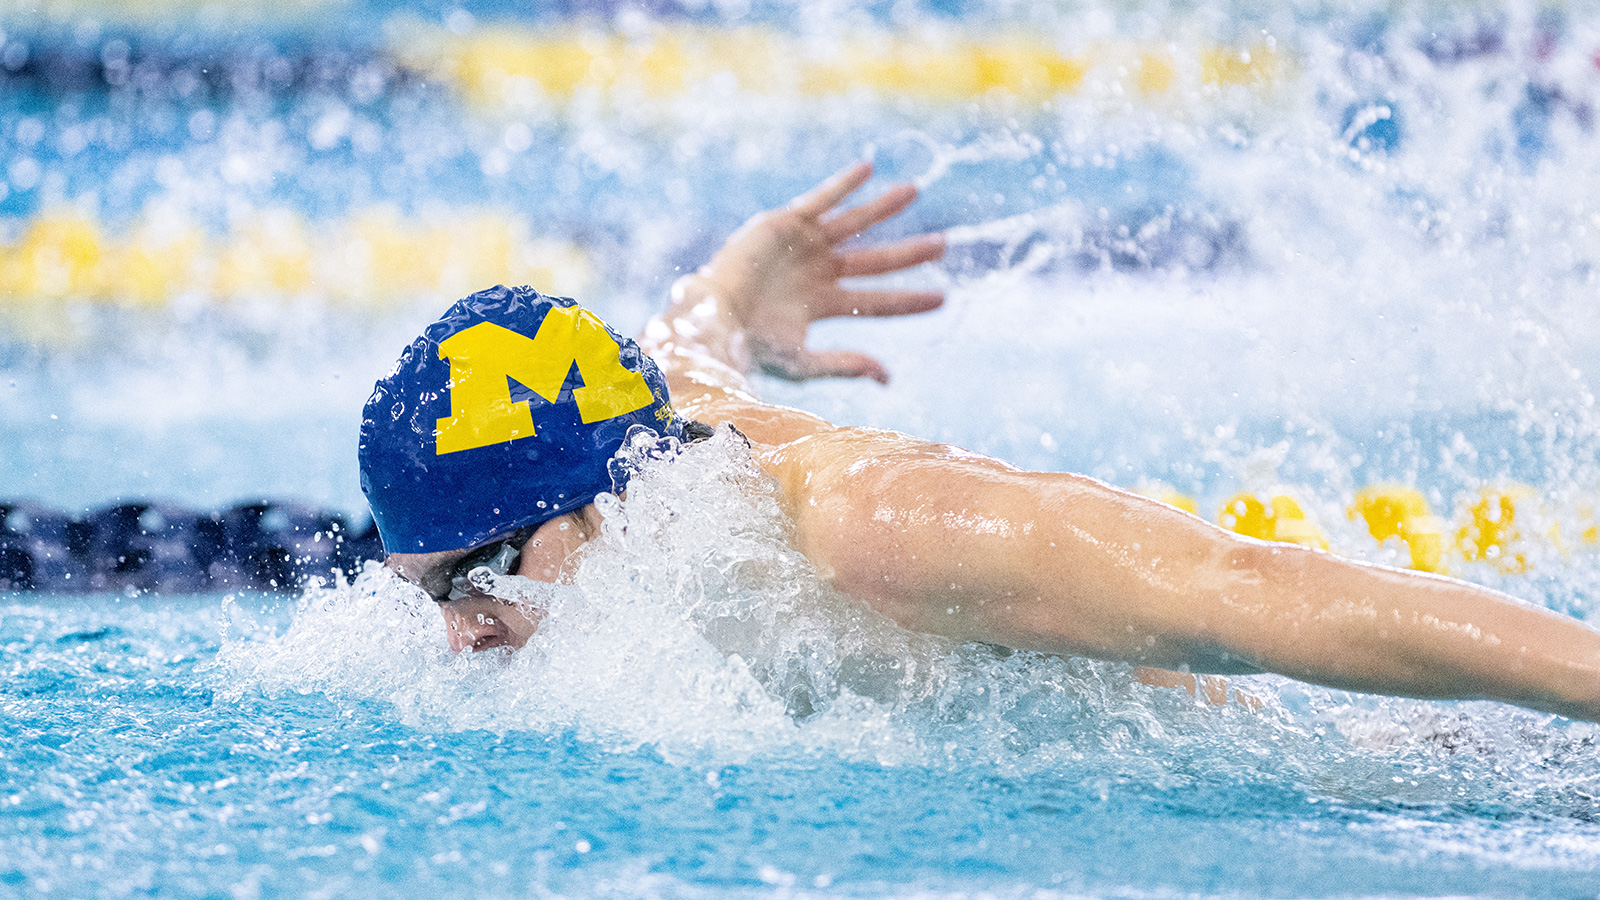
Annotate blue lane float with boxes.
[0,500,382,593]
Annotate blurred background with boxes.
[9,4,1600,898]
[3,0,1600,595]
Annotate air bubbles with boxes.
[592,492,622,518]
[15,117,44,146]
[72,18,100,49]
[347,63,386,105]
[1,40,27,71]
[100,38,130,87]
[8,157,40,191]
[445,8,475,35]
[187,109,216,142]
[309,103,351,150]
[502,122,533,153]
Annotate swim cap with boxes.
[359,285,682,554]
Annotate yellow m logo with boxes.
[434,306,656,455]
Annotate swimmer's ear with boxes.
[682,420,717,443]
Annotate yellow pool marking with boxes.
[388,23,1285,110]
[1136,483,1200,516]
[1203,480,1600,577]
[1349,484,1447,573]
[1218,491,1329,550]
[1454,484,1539,574]
[0,206,593,310]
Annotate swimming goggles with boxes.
[421,525,538,604]
[412,421,721,603]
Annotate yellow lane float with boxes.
[0,206,593,309]
[1218,491,1329,550]
[1348,484,1447,574]
[388,23,1284,111]
[1142,481,1593,578]
[1136,483,1200,516]
[1454,484,1539,575]
[1215,482,1598,577]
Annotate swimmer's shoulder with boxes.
[679,395,834,447]
[679,394,896,494]
[686,395,1014,498]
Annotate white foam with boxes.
[217,426,1247,768]
[214,424,1600,812]
[23,4,1600,804]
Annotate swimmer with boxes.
[365,161,1600,722]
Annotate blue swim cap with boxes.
[359,285,682,554]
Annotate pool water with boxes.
[9,588,1600,898]
[6,0,1600,896]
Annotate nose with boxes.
[440,604,512,653]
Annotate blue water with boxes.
[8,1,1600,897]
[8,594,1600,899]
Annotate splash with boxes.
[13,0,1600,825]
[212,423,1600,823]
[220,427,894,757]
[218,426,1245,766]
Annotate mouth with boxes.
[443,614,514,653]
[468,631,511,652]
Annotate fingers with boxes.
[754,345,891,384]
[788,161,874,219]
[836,233,946,278]
[797,349,892,385]
[817,288,944,320]
[822,182,918,244]
[788,162,927,247]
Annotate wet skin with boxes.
[636,161,1600,722]
[379,161,1600,720]
[386,505,604,652]
[383,426,1239,703]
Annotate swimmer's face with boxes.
[385,505,604,652]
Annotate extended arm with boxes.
[639,163,1600,722]
[638,163,1244,703]
[768,427,1600,720]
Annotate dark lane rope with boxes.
[0,501,384,594]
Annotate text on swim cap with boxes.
[433,307,656,455]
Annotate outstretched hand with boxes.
[696,161,945,384]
